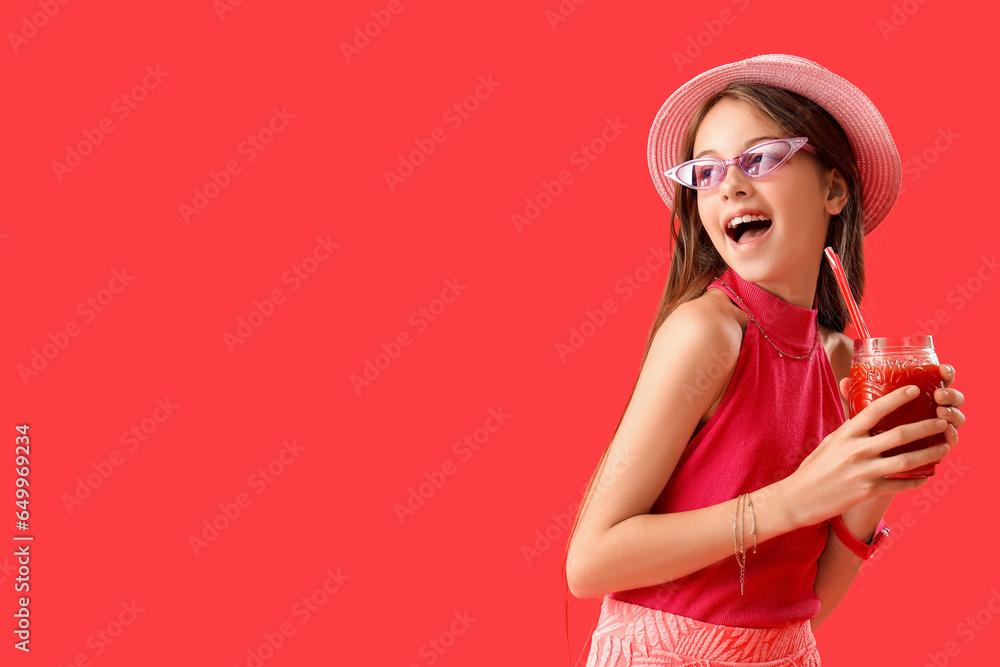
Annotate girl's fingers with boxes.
[935,405,967,429]
[877,475,932,495]
[944,424,959,448]
[876,439,951,477]
[934,387,965,408]
[838,377,850,403]
[853,385,921,433]
[939,363,956,388]
[867,417,949,457]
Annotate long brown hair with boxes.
[560,83,867,665]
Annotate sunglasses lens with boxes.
[674,161,722,188]
[741,141,794,177]
[666,139,807,190]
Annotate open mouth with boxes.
[726,216,772,244]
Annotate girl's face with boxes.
[692,98,845,306]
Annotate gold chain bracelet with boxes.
[733,492,758,595]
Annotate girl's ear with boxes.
[824,168,849,216]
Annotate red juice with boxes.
[848,358,946,478]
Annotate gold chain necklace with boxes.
[715,276,820,361]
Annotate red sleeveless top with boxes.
[609,267,845,627]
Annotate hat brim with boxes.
[648,54,901,235]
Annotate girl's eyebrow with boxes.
[694,136,778,159]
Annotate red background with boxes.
[2,0,995,665]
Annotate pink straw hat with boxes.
[648,54,901,235]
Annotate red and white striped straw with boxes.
[824,247,870,339]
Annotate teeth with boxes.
[728,214,769,228]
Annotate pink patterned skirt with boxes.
[585,596,821,667]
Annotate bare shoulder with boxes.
[640,289,746,426]
[653,288,746,359]
[820,327,852,383]
[570,288,746,541]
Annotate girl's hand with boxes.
[782,385,950,527]
[837,363,967,448]
[934,363,966,447]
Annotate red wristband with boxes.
[830,515,890,560]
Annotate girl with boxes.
[563,54,967,666]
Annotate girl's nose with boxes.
[718,163,753,199]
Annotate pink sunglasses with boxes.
[664,137,817,190]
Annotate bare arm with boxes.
[811,494,893,630]
[568,304,952,601]
[567,295,805,598]
[810,356,966,630]
[811,335,893,629]
[571,481,803,597]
